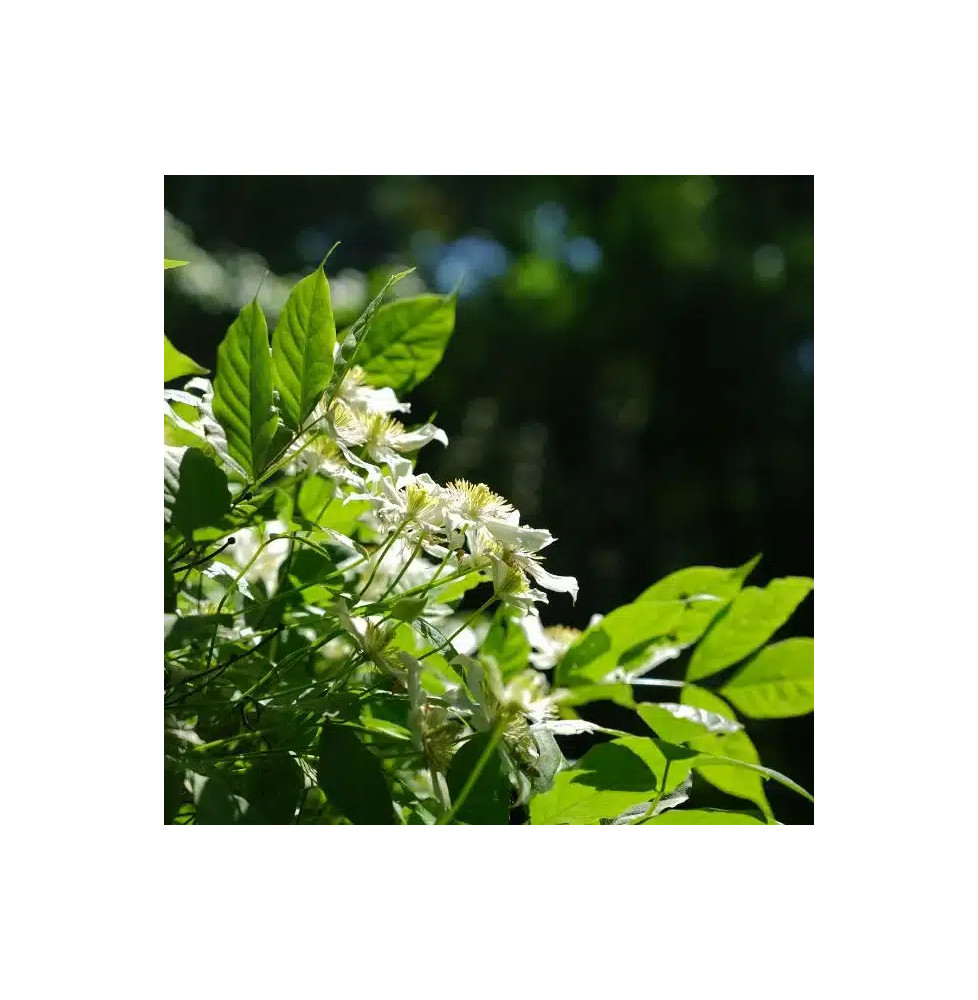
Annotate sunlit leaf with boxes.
[643,808,766,825]
[721,638,814,718]
[164,259,189,269]
[164,334,209,382]
[636,701,741,745]
[271,266,336,429]
[687,576,813,682]
[681,684,773,818]
[212,300,278,479]
[556,558,759,687]
[357,293,457,393]
[529,740,661,825]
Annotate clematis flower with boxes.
[523,612,582,670]
[333,366,411,417]
[328,401,447,478]
[498,547,579,604]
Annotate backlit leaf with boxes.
[164,334,209,382]
[357,293,457,393]
[721,638,814,718]
[687,576,813,682]
[271,266,336,429]
[212,300,278,479]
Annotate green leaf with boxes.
[555,558,759,687]
[636,702,740,745]
[327,270,412,398]
[211,300,278,479]
[244,755,304,824]
[357,293,457,393]
[482,605,531,678]
[316,722,396,825]
[681,685,773,818]
[164,259,189,269]
[295,474,334,524]
[446,732,510,825]
[164,334,209,382]
[390,597,427,622]
[170,447,231,538]
[637,558,760,604]
[721,638,814,718]
[271,267,336,429]
[634,733,812,804]
[554,684,636,710]
[427,570,486,606]
[643,809,766,825]
[194,775,248,825]
[687,576,813,682]
[529,739,662,825]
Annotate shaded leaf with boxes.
[446,732,509,825]
[317,722,396,825]
[212,300,278,478]
[687,576,813,682]
[195,775,248,825]
[357,293,457,393]
[164,334,208,382]
[244,755,304,824]
[170,447,231,538]
[721,638,814,718]
[271,267,336,428]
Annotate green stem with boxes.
[379,534,425,600]
[420,597,496,661]
[356,521,406,600]
[631,760,672,825]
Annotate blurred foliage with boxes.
[164,175,813,820]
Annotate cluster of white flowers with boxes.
[170,363,590,795]
[287,365,579,612]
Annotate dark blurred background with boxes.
[164,175,813,822]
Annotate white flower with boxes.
[334,366,411,417]
[332,599,405,679]
[523,613,582,670]
[328,401,447,478]
[439,480,529,549]
[491,560,549,611]
[349,472,447,534]
[500,549,579,604]
[231,519,290,595]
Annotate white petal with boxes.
[524,562,579,604]
[395,423,448,451]
[484,520,554,552]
